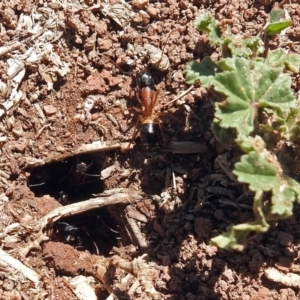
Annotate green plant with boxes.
[185,8,300,250]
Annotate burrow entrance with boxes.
[26,152,127,255]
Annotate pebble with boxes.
[43,104,57,116]
[277,231,294,247]
[184,222,193,231]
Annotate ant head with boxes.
[136,70,155,88]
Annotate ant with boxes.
[131,70,161,145]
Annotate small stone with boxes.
[109,76,123,87]
[91,113,99,120]
[185,214,195,221]
[98,39,112,51]
[184,222,193,231]
[10,139,27,152]
[147,6,159,18]
[194,217,212,240]
[277,231,294,247]
[73,113,81,121]
[222,269,234,282]
[275,257,292,273]
[43,104,57,116]
[56,146,65,152]
[214,209,225,221]
[132,0,148,9]
[3,279,14,291]
[84,72,106,94]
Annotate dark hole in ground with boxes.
[27,153,105,202]
[51,207,120,255]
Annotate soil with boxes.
[1,0,300,299]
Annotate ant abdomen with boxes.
[140,121,159,144]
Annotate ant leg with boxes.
[131,116,141,140]
[157,118,166,145]
[152,90,158,107]
[130,106,144,114]
[134,88,144,107]
[28,181,46,187]
[125,116,140,150]
[98,53,133,76]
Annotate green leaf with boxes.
[284,53,300,73]
[210,227,250,251]
[211,219,269,251]
[266,8,292,35]
[216,57,238,71]
[214,57,295,136]
[265,107,300,142]
[236,135,266,154]
[271,177,300,216]
[271,184,294,216]
[270,8,285,23]
[233,151,280,192]
[266,50,300,73]
[211,190,270,251]
[194,12,222,46]
[222,36,264,58]
[233,141,300,220]
[266,21,292,35]
[184,57,219,86]
[266,49,286,69]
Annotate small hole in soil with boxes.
[27,154,126,255]
[52,207,120,255]
[27,154,105,202]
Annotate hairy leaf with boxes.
[222,36,264,58]
[233,151,280,192]
[214,57,295,136]
[184,57,219,86]
[194,12,222,46]
[266,50,300,73]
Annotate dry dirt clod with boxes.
[132,0,149,10]
[43,104,57,116]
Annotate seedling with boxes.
[185,8,300,250]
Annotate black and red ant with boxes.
[133,70,160,145]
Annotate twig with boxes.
[160,85,193,109]
[0,249,40,283]
[125,209,148,250]
[21,189,142,255]
[40,190,142,229]
[0,90,23,120]
[24,140,120,168]
[168,141,208,154]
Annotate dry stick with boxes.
[0,249,40,283]
[22,190,142,255]
[0,26,47,57]
[40,190,142,229]
[160,85,194,109]
[169,141,208,154]
[24,140,121,168]
[125,213,148,250]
